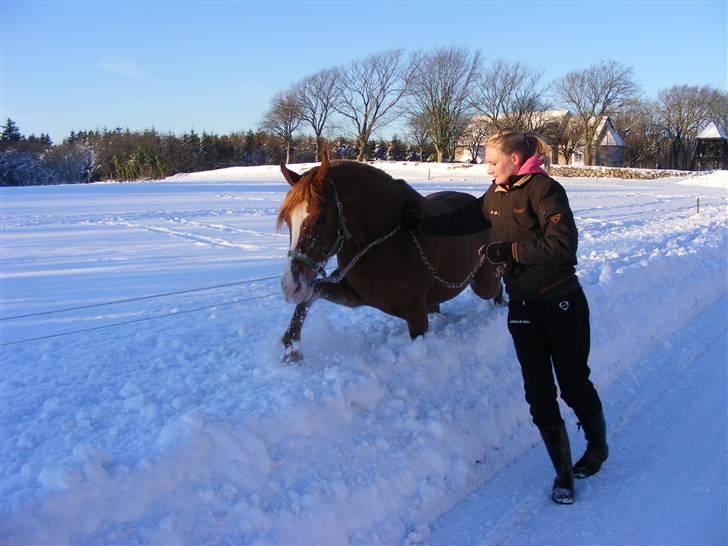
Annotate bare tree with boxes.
[473,60,550,132]
[336,49,419,161]
[405,112,431,161]
[408,47,481,162]
[294,67,341,160]
[656,84,716,169]
[260,89,302,164]
[550,117,584,165]
[707,89,728,134]
[612,99,662,168]
[555,60,639,165]
[458,116,492,163]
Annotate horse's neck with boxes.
[334,169,412,242]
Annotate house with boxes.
[455,112,626,167]
[691,122,728,170]
[568,116,625,167]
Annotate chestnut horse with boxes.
[277,151,501,361]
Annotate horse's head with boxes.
[277,150,341,304]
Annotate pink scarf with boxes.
[515,154,547,176]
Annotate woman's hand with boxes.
[483,241,514,265]
[401,206,422,232]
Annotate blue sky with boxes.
[2,0,726,143]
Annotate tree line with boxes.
[0,121,430,186]
[2,46,726,186]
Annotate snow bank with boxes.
[677,169,728,188]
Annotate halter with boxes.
[287,182,352,278]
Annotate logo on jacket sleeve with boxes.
[513,207,527,216]
[550,213,562,224]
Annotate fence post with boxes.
[697,196,700,214]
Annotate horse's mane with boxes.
[277,167,324,229]
[332,160,398,182]
[277,160,401,229]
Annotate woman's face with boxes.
[486,146,520,185]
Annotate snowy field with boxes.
[1,162,726,545]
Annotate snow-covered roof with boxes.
[595,117,625,147]
[697,122,728,140]
[466,110,570,127]
[537,109,570,121]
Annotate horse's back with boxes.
[422,190,476,214]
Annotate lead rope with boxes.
[409,230,503,289]
[314,224,402,285]
[316,227,503,289]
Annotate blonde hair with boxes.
[487,128,551,170]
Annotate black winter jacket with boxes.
[421,173,580,301]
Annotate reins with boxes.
[287,181,495,289]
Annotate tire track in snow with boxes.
[96,219,266,251]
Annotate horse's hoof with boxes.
[283,350,303,364]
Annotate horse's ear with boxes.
[314,149,330,186]
[280,162,302,186]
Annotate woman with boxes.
[404,129,608,504]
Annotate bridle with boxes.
[286,181,352,278]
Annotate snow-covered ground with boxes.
[1,163,726,545]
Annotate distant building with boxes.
[561,116,625,167]
[454,112,626,167]
[691,122,728,170]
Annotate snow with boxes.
[697,121,728,140]
[1,163,727,545]
[430,295,727,545]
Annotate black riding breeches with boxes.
[507,287,603,428]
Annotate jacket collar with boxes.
[494,174,533,193]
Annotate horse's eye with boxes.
[316,214,327,225]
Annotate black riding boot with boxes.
[573,411,609,478]
[538,422,575,505]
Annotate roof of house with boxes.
[697,122,728,140]
[595,116,625,147]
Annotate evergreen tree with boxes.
[1,119,22,142]
[387,135,407,161]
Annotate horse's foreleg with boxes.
[282,301,311,363]
[281,281,364,363]
[405,307,429,339]
[316,280,364,309]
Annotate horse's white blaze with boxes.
[281,202,312,302]
[289,202,308,251]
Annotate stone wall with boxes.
[550,165,691,179]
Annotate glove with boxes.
[483,241,514,265]
[401,206,422,232]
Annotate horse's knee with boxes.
[282,302,311,347]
